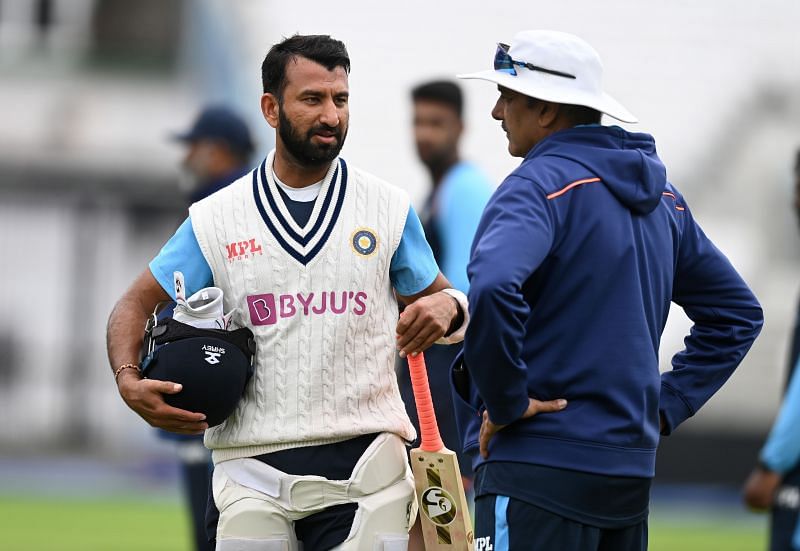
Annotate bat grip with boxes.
[407,353,444,452]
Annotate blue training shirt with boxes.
[761,360,800,474]
[759,360,800,550]
[149,205,439,298]
[435,162,493,294]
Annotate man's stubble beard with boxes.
[278,107,348,168]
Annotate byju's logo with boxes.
[226,238,263,262]
[247,294,277,326]
[247,291,367,326]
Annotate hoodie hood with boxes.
[529,125,667,215]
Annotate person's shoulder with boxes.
[444,162,493,191]
[662,182,687,203]
[344,160,410,204]
[193,168,253,208]
[510,154,594,199]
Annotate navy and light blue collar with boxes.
[252,150,348,266]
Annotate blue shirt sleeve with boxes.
[436,164,493,293]
[760,361,800,473]
[390,205,439,296]
[148,216,213,299]
[660,203,763,434]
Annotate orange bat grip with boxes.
[408,352,445,452]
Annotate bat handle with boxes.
[407,352,444,452]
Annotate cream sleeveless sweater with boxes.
[190,152,416,463]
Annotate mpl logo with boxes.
[226,238,263,262]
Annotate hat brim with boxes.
[457,69,638,124]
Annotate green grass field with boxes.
[1,496,192,551]
[649,518,766,551]
[0,496,767,551]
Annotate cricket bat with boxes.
[408,352,474,549]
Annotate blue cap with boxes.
[173,105,254,155]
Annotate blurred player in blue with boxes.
[165,105,254,551]
[398,81,491,467]
[455,30,763,550]
[397,80,492,550]
[174,106,255,205]
[744,150,800,551]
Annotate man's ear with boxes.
[261,93,279,129]
[538,101,561,129]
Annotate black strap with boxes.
[146,318,255,360]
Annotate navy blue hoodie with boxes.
[456,125,763,478]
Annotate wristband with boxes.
[436,288,469,345]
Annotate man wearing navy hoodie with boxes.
[456,30,763,550]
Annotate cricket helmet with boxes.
[141,317,256,427]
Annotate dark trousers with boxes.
[179,453,214,551]
[769,469,800,551]
[475,495,647,551]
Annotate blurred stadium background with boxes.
[0,0,798,549]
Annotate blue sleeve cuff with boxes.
[659,382,695,435]
[149,260,176,299]
[486,393,531,426]
[390,205,440,296]
[148,217,213,298]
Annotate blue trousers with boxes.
[475,495,647,551]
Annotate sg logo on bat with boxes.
[421,487,457,526]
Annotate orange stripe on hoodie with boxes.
[546,177,601,200]
[662,192,685,211]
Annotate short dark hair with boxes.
[261,34,350,97]
[561,104,603,126]
[526,97,602,126]
[411,80,463,118]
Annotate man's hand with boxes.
[743,465,781,511]
[396,290,458,358]
[117,369,208,434]
[108,270,206,434]
[479,397,567,459]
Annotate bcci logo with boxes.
[350,228,378,257]
[420,487,457,526]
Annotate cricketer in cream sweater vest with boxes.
[190,151,416,463]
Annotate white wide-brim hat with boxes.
[458,30,637,123]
